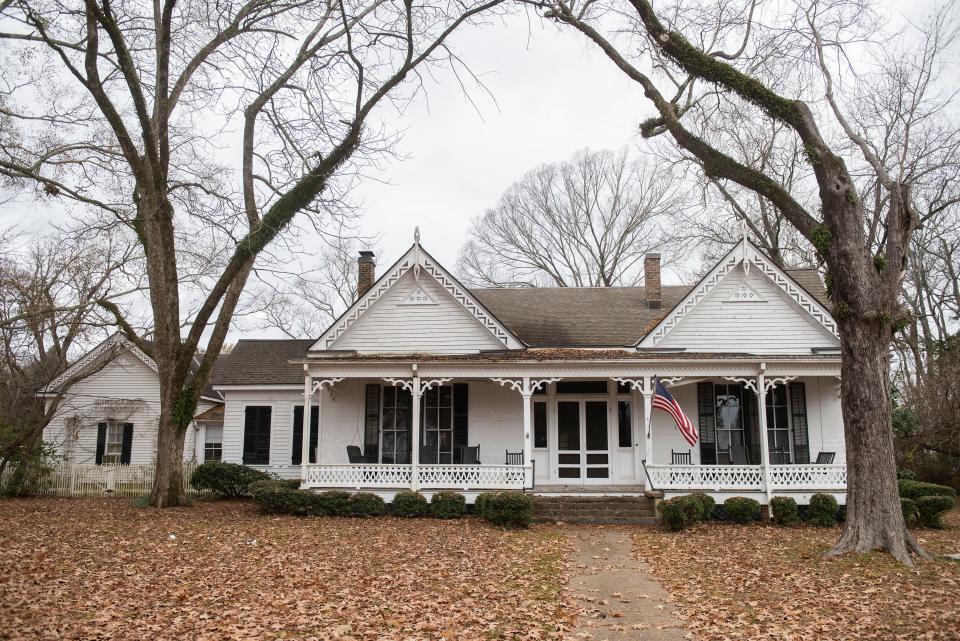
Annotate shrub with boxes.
[770,496,800,526]
[659,497,690,531]
[190,461,270,498]
[675,494,705,523]
[315,490,352,516]
[901,498,919,526]
[474,493,493,517]
[252,486,317,515]
[916,495,956,529]
[481,492,534,529]
[350,492,385,517]
[807,493,839,527]
[392,490,429,517]
[0,441,58,497]
[431,491,466,519]
[896,468,916,481]
[897,479,957,501]
[724,497,760,523]
[689,492,715,520]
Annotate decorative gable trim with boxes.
[724,281,765,303]
[637,238,838,348]
[400,285,436,306]
[42,333,157,393]
[311,243,524,351]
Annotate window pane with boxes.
[557,402,580,450]
[557,381,608,395]
[533,403,547,448]
[439,385,452,406]
[618,400,631,447]
[558,467,580,478]
[585,402,607,450]
[438,407,451,429]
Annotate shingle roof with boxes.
[213,339,313,386]
[470,285,690,347]
[784,268,830,308]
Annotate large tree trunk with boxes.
[150,411,188,507]
[829,316,926,564]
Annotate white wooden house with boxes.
[211,234,847,505]
[41,333,224,466]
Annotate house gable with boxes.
[639,239,840,354]
[312,242,524,354]
[42,333,157,393]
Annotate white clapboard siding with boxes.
[43,349,163,465]
[329,270,506,353]
[657,264,838,354]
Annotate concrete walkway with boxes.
[564,528,693,641]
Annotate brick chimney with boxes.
[644,253,662,309]
[357,250,376,299]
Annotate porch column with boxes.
[301,372,312,483]
[757,372,773,508]
[642,375,653,465]
[411,374,421,491]
[521,377,533,468]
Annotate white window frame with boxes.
[102,421,125,465]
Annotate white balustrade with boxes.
[646,463,847,492]
[303,464,413,489]
[302,463,531,491]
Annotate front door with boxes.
[556,400,610,483]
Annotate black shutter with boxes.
[120,423,133,464]
[309,406,319,464]
[453,383,469,462]
[364,385,381,461]
[789,382,810,463]
[95,423,107,465]
[291,406,304,465]
[697,383,716,464]
[243,406,271,465]
[743,389,760,465]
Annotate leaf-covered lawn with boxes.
[0,499,572,640]
[633,509,960,641]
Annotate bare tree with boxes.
[0,227,139,479]
[0,0,505,505]
[458,148,684,287]
[538,0,958,563]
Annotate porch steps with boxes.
[532,495,658,525]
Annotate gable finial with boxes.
[740,219,751,275]
[414,226,421,244]
[413,226,421,281]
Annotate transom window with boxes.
[102,422,125,465]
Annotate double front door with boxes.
[556,399,610,482]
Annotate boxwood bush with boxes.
[392,490,430,517]
[314,490,352,516]
[252,484,318,515]
[900,497,919,526]
[190,461,271,498]
[430,491,466,519]
[349,492,386,517]
[474,493,493,516]
[807,493,839,527]
[659,497,690,531]
[689,492,715,520]
[917,495,956,529]
[723,497,760,523]
[897,479,957,501]
[770,496,800,525]
[480,492,534,529]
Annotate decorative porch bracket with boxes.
[490,377,562,471]
[382,376,451,491]
[302,377,346,483]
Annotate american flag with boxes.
[653,377,698,446]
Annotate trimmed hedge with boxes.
[314,490,352,516]
[724,497,760,523]
[689,492,716,520]
[252,484,318,515]
[897,479,957,501]
[807,493,839,527]
[770,496,800,525]
[350,492,386,517]
[917,495,956,529]
[392,491,430,517]
[431,491,466,519]
[190,461,271,498]
[901,498,919,526]
[479,492,534,529]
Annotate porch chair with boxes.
[457,445,481,465]
[815,451,836,464]
[671,449,692,465]
[505,450,523,465]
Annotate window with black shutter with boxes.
[242,406,272,465]
[789,382,810,463]
[96,422,129,465]
[697,383,716,464]
[120,423,133,464]
[364,385,381,461]
[291,406,319,465]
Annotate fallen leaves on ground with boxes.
[632,509,960,641]
[0,498,572,640]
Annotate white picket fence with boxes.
[0,461,205,498]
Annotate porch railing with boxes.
[302,463,531,491]
[645,463,846,492]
